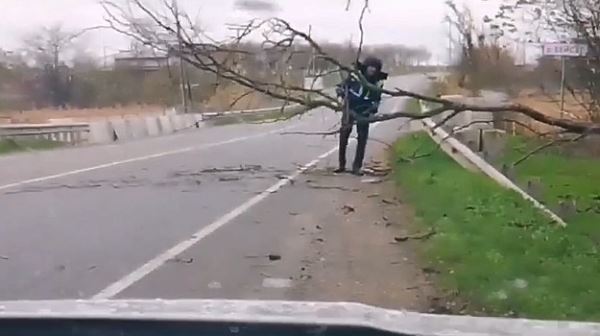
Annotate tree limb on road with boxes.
[101,0,600,135]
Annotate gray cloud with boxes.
[234,0,280,13]
[0,0,502,63]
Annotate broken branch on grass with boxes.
[394,229,436,242]
[512,133,587,167]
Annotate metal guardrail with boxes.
[0,300,597,335]
[418,99,568,227]
[0,123,90,144]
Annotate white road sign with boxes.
[543,43,589,57]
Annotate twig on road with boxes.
[394,229,436,242]
[168,257,194,264]
[306,180,358,192]
[201,165,263,173]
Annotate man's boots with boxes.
[351,167,364,176]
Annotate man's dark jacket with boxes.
[336,72,386,116]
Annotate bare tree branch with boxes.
[100,0,600,137]
[356,0,369,63]
[512,133,587,166]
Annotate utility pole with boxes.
[174,0,188,113]
[103,46,108,69]
[308,25,315,76]
[560,56,566,116]
[448,19,453,65]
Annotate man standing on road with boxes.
[335,56,388,176]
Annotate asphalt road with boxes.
[0,74,429,302]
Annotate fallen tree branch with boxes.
[101,0,600,136]
[280,130,340,136]
[512,133,587,167]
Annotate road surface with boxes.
[0,75,432,309]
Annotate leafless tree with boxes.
[21,24,108,108]
[99,0,600,135]
[23,25,73,69]
[486,0,600,122]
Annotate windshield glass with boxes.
[1,0,599,334]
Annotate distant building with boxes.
[113,50,171,71]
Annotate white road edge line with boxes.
[92,121,381,300]
[0,126,294,192]
[92,145,339,299]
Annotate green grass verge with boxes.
[501,136,600,232]
[0,138,64,155]
[392,132,600,321]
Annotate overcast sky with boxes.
[0,0,500,63]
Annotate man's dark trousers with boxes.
[338,112,370,171]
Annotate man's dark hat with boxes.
[357,56,388,80]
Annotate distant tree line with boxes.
[0,24,431,111]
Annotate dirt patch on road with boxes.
[283,161,436,311]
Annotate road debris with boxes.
[342,204,355,214]
[361,177,383,184]
[305,179,358,192]
[306,183,353,191]
[0,255,8,261]
[367,193,380,198]
[316,225,322,230]
[289,211,299,216]
[268,254,282,261]
[218,176,241,182]
[422,266,441,274]
[168,257,194,264]
[381,198,397,205]
[364,161,392,176]
[5,182,104,195]
[394,229,436,242]
[201,165,262,173]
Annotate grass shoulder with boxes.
[392,132,600,321]
[501,136,600,231]
[0,138,64,155]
